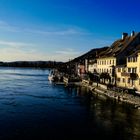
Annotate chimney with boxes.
[131,31,135,37]
[122,33,128,40]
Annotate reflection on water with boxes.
[0,67,139,140]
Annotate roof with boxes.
[99,32,140,58]
[127,45,140,57]
[88,59,97,64]
[71,46,109,63]
[128,51,139,57]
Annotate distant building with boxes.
[88,59,97,73]
[97,57,116,75]
[76,59,90,78]
[77,61,86,77]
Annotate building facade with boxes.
[116,52,140,91]
[96,31,140,85]
[97,57,116,75]
[88,59,97,73]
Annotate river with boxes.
[0,67,140,140]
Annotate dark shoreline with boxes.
[81,80,140,109]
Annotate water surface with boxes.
[0,67,140,140]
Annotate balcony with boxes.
[121,72,138,79]
[121,72,130,77]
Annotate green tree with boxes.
[100,72,111,84]
[130,73,138,86]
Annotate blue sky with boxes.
[0,0,140,62]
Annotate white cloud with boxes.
[0,40,35,48]
[0,20,19,32]
[0,46,81,62]
[26,28,83,36]
[0,20,88,36]
[0,21,114,62]
[54,48,81,61]
[0,46,45,61]
[55,48,80,55]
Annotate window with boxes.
[110,60,111,64]
[128,78,130,84]
[133,57,137,62]
[139,78,140,85]
[122,68,125,72]
[132,68,137,73]
[128,57,130,62]
[122,78,125,83]
[128,68,131,73]
[117,78,120,82]
[113,60,114,65]
[118,68,121,72]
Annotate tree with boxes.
[100,72,111,84]
[130,73,138,86]
[87,72,94,81]
[112,65,117,86]
[87,72,99,87]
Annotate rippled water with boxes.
[0,67,140,140]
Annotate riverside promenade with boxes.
[81,80,140,109]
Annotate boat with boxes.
[48,74,54,81]
[48,70,55,82]
[135,90,140,96]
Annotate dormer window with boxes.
[128,57,131,62]
[133,57,137,62]
[118,43,122,47]
[128,56,137,62]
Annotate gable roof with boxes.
[99,32,140,58]
[71,46,109,63]
[127,45,140,57]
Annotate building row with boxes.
[77,31,140,92]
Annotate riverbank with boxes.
[81,80,140,109]
[49,72,140,109]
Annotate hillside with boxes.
[0,61,63,68]
[71,46,109,63]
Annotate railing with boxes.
[121,72,130,77]
[121,72,138,78]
